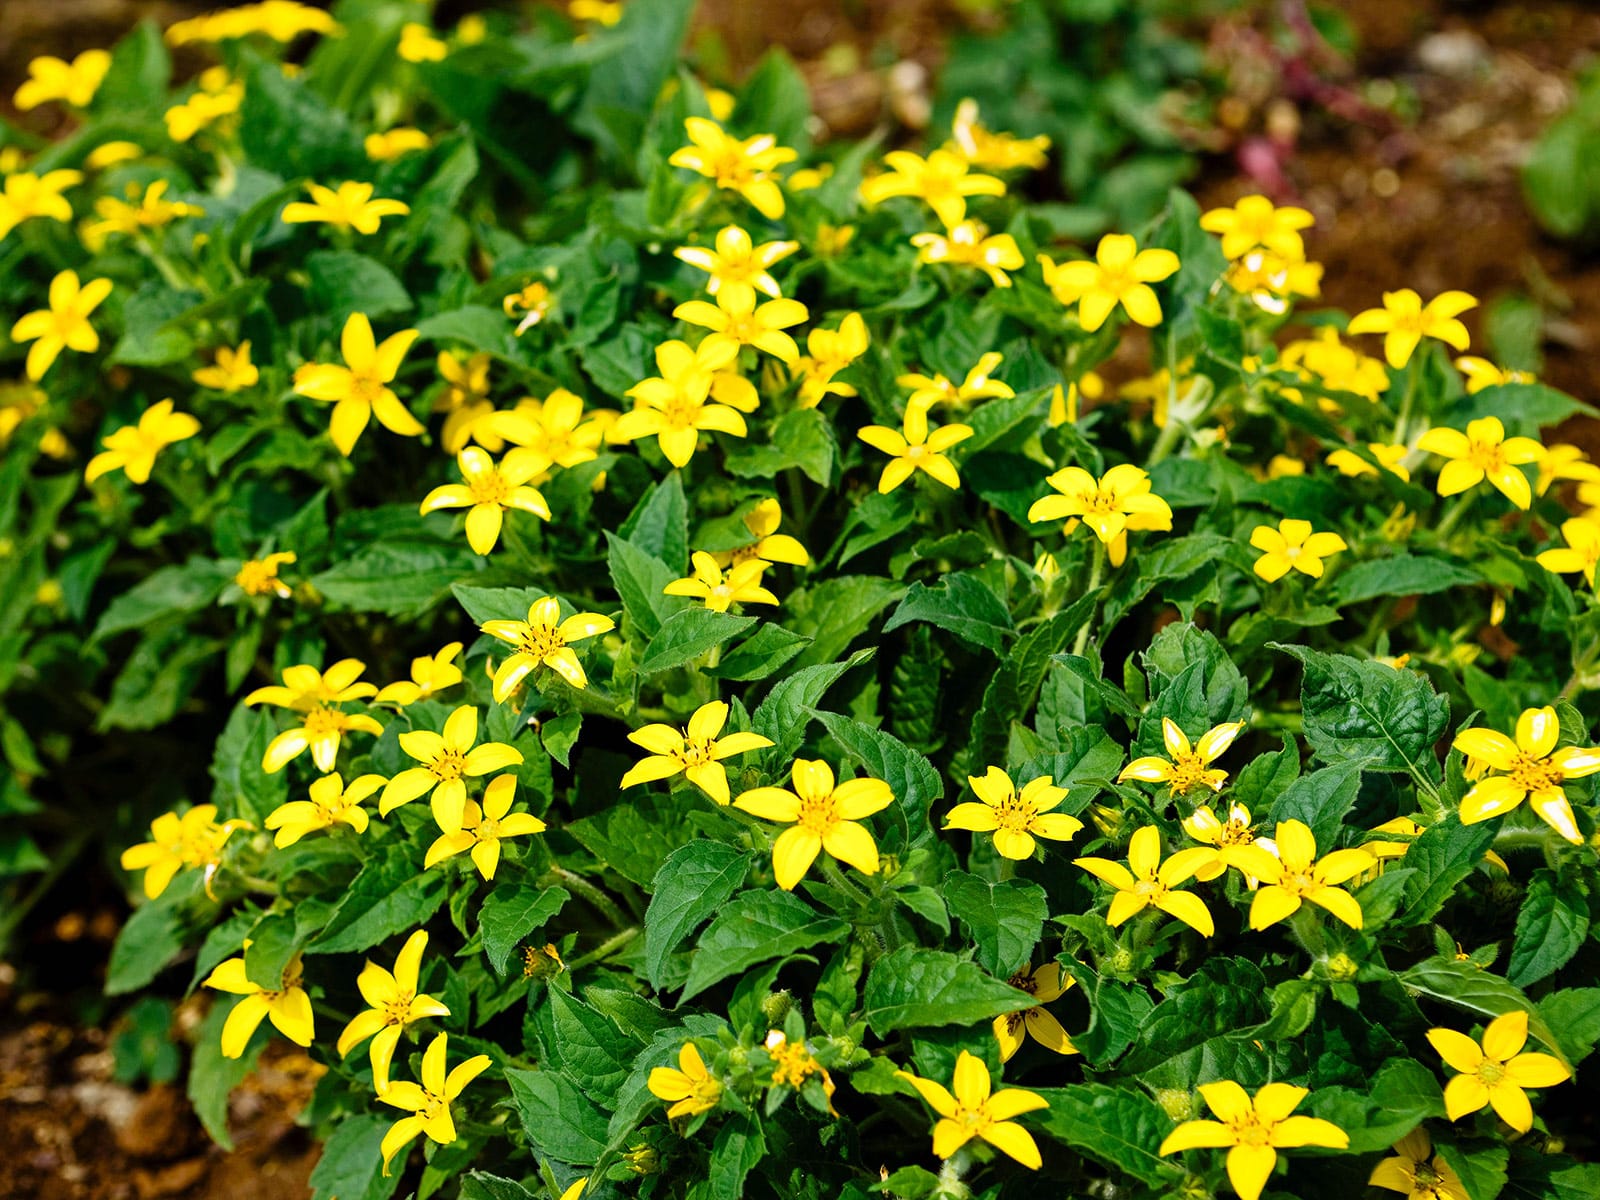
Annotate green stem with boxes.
[822,857,873,909]
[567,926,639,972]
[1394,358,1421,444]
[1144,413,1185,468]
[1071,539,1107,657]
[1433,493,1476,541]
[545,866,630,929]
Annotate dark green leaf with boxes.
[862,946,1035,1036]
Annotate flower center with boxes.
[796,792,838,835]
[906,444,927,459]
[349,372,384,404]
[710,151,755,188]
[1284,870,1317,895]
[1231,1116,1274,1147]
[678,737,715,767]
[468,471,510,506]
[661,397,699,429]
[430,749,467,781]
[302,705,345,735]
[517,624,565,658]
[1475,1060,1506,1086]
[1134,877,1167,900]
[1467,440,1508,475]
[381,992,415,1025]
[721,314,761,343]
[1219,819,1254,846]
[1507,751,1563,792]
[991,789,1037,835]
[1166,752,1212,795]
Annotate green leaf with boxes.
[188,998,266,1150]
[311,540,479,617]
[1275,644,1449,779]
[815,712,942,849]
[1332,554,1481,606]
[459,1174,537,1200]
[243,912,301,990]
[1032,1085,1184,1187]
[882,571,1013,654]
[644,841,751,988]
[1101,533,1231,630]
[452,583,547,625]
[106,890,192,995]
[239,62,363,178]
[568,789,702,887]
[479,884,570,976]
[969,595,1097,766]
[681,891,849,1002]
[606,530,680,638]
[310,847,449,955]
[1121,957,1268,1074]
[308,1114,403,1200]
[943,872,1047,977]
[208,704,287,824]
[784,575,904,670]
[618,474,688,571]
[1266,762,1365,852]
[547,988,637,1101]
[637,609,757,675]
[862,946,1036,1036]
[413,306,515,357]
[706,1114,767,1200]
[750,648,873,761]
[1508,868,1589,988]
[1399,958,1569,1067]
[1537,988,1600,1062]
[724,409,836,486]
[307,250,412,320]
[707,623,812,681]
[504,1068,610,1165]
[1433,1141,1509,1200]
[1305,1057,1445,1154]
[1398,817,1495,926]
[92,559,232,641]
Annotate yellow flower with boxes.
[669,117,796,219]
[204,950,315,1059]
[648,1042,722,1119]
[374,643,464,707]
[859,149,1005,229]
[398,22,448,63]
[1249,519,1347,582]
[944,766,1082,860]
[571,0,625,25]
[84,180,203,247]
[1039,234,1180,331]
[764,1029,837,1112]
[1280,326,1390,405]
[504,281,553,332]
[1326,443,1409,482]
[1416,416,1543,510]
[120,805,237,899]
[620,700,774,805]
[282,181,410,235]
[493,389,608,469]
[0,169,83,240]
[558,1180,590,1200]
[420,447,551,555]
[377,1033,491,1174]
[910,220,1024,287]
[1264,454,1305,480]
[813,222,856,257]
[431,351,499,454]
[674,225,799,313]
[15,50,110,110]
[1427,1009,1569,1133]
[167,1,340,43]
[480,596,615,699]
[993,963,1077,1062]
[734,758,892,890]
[264,771,382,847]
[1453,706,1600,843]
[1048,372,1104,425]
[712,498,810,568]
[380,704,524,835]
[792,313,869,408]
[899,351,1013,411]
[235,551,297,599]
[366,127,432,161]
[1224,249,1324,314]
[1074,825,1216,935]
[424,775,547,879]
[293,313,423,456]
[1539,518,1600,589]
[896,1051,1048,1168]
[1028,464,1173,547]
[613,339,751,467]
[194,342,260,393]
[1370,1127,1469,1200]
[335,930,450,1091]
[665,551,779,612]
[84,399,200,485]
[1455,355,1535,395]
[1200,194,1315,260]
[946,98,1051,171]
[674,290,809,365]
[1182,802,1269,883]
[1239,819,1374,930]
[1347,289,1478,369]
[163,70,244,142]
[10,270,112,381]
[245,659,384,773]
[1158,1081,1348,1200]
[1534,442,1600,495]
[858,405,972,494]
[85,141,143,170]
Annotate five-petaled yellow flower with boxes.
[204,950,315,1059]
[1453,706,1600,844]
[1416,416,1542,511]
[1249,519,1347,582]
[911,219,1024,287]
[294,313,423,456]
[1426,1009,1569,1133]
[1158,1080,1348,1200]
[1347,289,1477,369]
[793,312,869,407]
[378,1033,491,1174]
[946,98,1051,171]
[674,225,799,313]
[1326,443,1409,482]
[994,963,1077,1062]
[1233,819,1374,930]
[0,169,82,240]
[1538,518,1600,589]
[495,389,609,469]
[11,270,112,381]
[235,551,296,599]
[669,118,796,219]
[1456,355,1536,395]
[246,660,384,773]
[734,758,893,890]
[896,1051,1048,1169]
[424,775,547,880]
[648,1042,723,1119]
[337,930,451,1091]
[614,339,751,468]
[264,771,383,847]
[421,446,552,555]
[858,405,972,494]
[1182,802,1268,883]
[860,149,1005,229]
[1200,194,1315,260]
[15,50,110,110]
[83,180,203,247]
[1369,1127,1469,1200]
[84,399,201,485]
[665,551,779,612]
[1120,718,1244,796]
[1039,234,1180,331]
[481,597,615,699]
[944,766,1082,860]
[900,351,1014,411]
[1075,825,1216,936]
[119,805,238,899]
[1027,464,1173,549]
[380,704,524,835]
[713,499,810,568]
[675,290,808,365]
[374,643,464,707]
[282,181,410,234]
[619,700,774,805]
[193,342,260,393]
[433,351,497,453]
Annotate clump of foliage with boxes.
[4,3,1600,1200]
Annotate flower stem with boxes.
[567,926,639,972]
[1071,538,1107,657]
[544,866,630,929]
[1433,492,1476,541]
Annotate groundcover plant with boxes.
[3,1,1599,1198]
